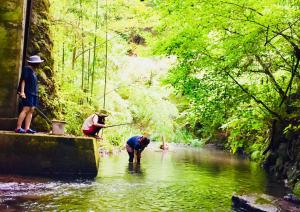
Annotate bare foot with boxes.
[94,135,102,140]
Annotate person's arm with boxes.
[136,150,142,164]
[136,142,145,164]
[19,80,26,98]
[92,115,106,128]
[18,68,29,98]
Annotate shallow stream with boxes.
[0,144,287,211]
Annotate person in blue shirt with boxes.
[15,55,44,134]
[126,134,150,164]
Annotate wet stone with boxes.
[232,193,300,212]
[232,194,278,212]
[0,0,18,12]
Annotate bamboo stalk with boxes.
[80,0,85,91]
[62,42,65,72]
[103,0,108,109]
[91,0,99,97]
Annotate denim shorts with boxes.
[21,94,38,107]
[126,144,134,153]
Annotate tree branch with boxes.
[267,42,293,69]
[279,57,300,107]
[220,1,263,16]
[223,27,241,35]
[255,55,286,99]
[225,70,282,119]
[264,18,300,45]
[75,34,120,61]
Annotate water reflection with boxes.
[160,149,168,162]
[127,163,144,176]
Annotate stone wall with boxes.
[0,132,99,178]
[0,0,26,119]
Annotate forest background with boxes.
[45,0,300,164]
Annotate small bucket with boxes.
[51,120,66,135]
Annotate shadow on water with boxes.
[0,145,288,211]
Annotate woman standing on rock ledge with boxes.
[15,55,44,134]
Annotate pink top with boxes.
[82,114,98,130]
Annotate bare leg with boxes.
[126,144,134,163]
[16,107,30,129]
[128,151,134,163]
[136,151,141,164]
[24,107,35,130]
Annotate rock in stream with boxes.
[232,193,300,212]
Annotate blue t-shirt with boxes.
[18,66,38,96]
[127,135,143,151]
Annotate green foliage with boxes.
[49,0,186,146]
[49,0,300,154]
[293,181,300,199]
[220,106,270,161]
[152,0,300,158]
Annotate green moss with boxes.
[1,11,21,22]
[293,182,300,199]
[0,1,25,118]
[0,133,99,177]
[43,66,53,76]
[255,197,272,205]
[0,1,18,12]
[38,71,48,83]
[33,42,40,51]
[0,26,7,46]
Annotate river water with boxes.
[0,144,287,211]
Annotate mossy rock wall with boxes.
[0,0,59,131]
[26,0,59,131]
[0,0,26,118]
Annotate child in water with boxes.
[126,134,150,164]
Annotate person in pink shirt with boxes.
[82,110,108,139]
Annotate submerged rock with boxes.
[232,193,300,212]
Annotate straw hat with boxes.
[96,109,109,117]
[27,55,44,63]
[143,132,150,138]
